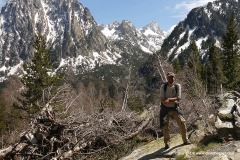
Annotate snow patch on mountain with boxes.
[101,21,166,53]
[0,0,168,81]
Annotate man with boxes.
[159,72,190,149]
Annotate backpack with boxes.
[163,82,179,95]
[163,82,181,108]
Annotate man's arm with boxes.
[160,84,180,104]
[161,97,179,104]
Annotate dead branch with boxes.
[0,85,154,159]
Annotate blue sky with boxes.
[0,0,215,31]
[80,0,215,31]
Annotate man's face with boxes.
[167,76,175,84]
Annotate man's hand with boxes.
[165,98,170,103]
[165,98,179,104]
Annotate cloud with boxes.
[0,0,7,8]
[174,0,215,11]
[169,0,215,19]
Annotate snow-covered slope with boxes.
[0,0,166,81]
[100,21,166,53]
[0,0,122,80]
[160,0,240,61]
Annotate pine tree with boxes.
[21,34,63,113]
[172,58,181,73]
[206,43,226,94]
[183,41,206,98]
[222,12,240,89]
[187,41,203,79]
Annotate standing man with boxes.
[159,72,190,149]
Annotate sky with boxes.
[0,0,215,31]
[79,0,215,32]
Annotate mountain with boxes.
[100,21,166,53]
[159,0,240,62]
[0,0,120,80]
[0,0,166,81]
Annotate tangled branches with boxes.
[0,85,154,159]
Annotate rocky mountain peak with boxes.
[141,21,165,36]
[100,20,166,53]
[116,20,138,39]
[0,0,167,81]
[0,0,123,80]
[160,0,240,62]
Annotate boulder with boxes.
[215,116,234,139]
[232,102,240,139]
[188,118,216,144]
[214,92,240,140]
[218,99,235,121]
[189,129,205,144]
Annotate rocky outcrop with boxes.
[188,116,216,144]
[215,91,240,140]
[188,91,240,143]
[120,134,195,160]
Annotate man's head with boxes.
[167,72,175,77]
[166,72,175,84]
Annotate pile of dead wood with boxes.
[0,104,154,159]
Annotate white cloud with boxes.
[170,0,215,19]
[0,0,7,9]
[174,0,215,11]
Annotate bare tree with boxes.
[121,66,132,111]
[156,54,167,82]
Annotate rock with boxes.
[189,130,205,144]
[211,154,229,160]
[188,117,217,144]
[218,113,233,121]
[218,99,235,121]
[120,134,195,160]
[215,117,234,129]
[232,104,240,139]
[215,116,234,139]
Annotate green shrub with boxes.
[175,153,189,160]
[191,141,219,153]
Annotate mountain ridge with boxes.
[159,0,240,62]
[100,21,166,53]
[0,0,166,81]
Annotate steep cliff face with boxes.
[0,0,121,77]
[160,0,240,61]
[0,0,167,80]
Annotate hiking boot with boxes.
[164,143,170,149]
[183,141,191,145]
